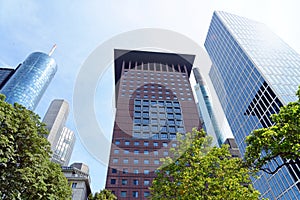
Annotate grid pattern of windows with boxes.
[132,99,185,139]
[120,69,192,101]
[205,11,300,199]
[106,50,200,200]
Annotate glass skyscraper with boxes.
[205,11,300,199]
[193,67,224,147]
[0,52,57,110]
[43,99,75,166]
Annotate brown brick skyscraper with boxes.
[105,49,200,199]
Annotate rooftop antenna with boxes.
[48,44,57,56]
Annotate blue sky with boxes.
[1,0,300,193]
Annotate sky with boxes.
[1,0,300,193]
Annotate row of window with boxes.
[123,65,187,75]
[112,156,167,164]
[112,168,152,175]
[111,168,158,175]
[111,178,151,186]
[123,70,187,78]
[116,190,150,198]
[114,149,175,155]
[114,140,172,147]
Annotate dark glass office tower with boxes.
[205,11,300,199]
[0,52,57,110]
[105,49,200,199]
[0,67,14,89]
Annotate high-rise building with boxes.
[43,99,75,166]
[0,52,57,110]
[0,67,14,89]
[62,162,91,200]
[105,49,201,199]
[205,11,300,199]
[193,67,224,146]
[52,127,76,166]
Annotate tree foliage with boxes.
[88,189,117,200]
[150,129,261,200]
[244,86,300,174]
[0,95,72,199]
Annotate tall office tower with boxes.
[0,67,14,89]
[205,11,300,199]
[43,99,75,166]
[0,52,57,110]
[193,67,224,147]
[52,127,76,166]
[105,49,200,199]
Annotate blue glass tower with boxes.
[205,11,300,199]
[193,67,224,147]
[0,52,57,110]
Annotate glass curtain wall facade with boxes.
[205,11,300,199]
[0,52,57,110]
[52,127,76,166]
[43,99,75,166]
[105,49,200,199]
[193,67,224,147]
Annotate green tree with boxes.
[244,86,300,174]
[88,189,117,200]
[150,129,261,200]
[0,95,72,199]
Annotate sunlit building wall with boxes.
[205,11,300,199]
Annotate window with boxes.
[144,141,149,146]
[133,179,139,185]
[172,143,177,147]
[153,133,159,139]
[133,125,141,131]
[125,141,130,145]
[121,191,127,197]
[134,159,139,164]
[111,179,116,184]
[113,158,118,163]
[134,150,139,155]
[144,159,150,164]
[112,168,117,173]
[144,170,150,174]
[114,149,119,154]
[133,169,139,174]
[123,159,129,164]
[144,192,150,197]
[132,191,139,198]
[123,168,128,174]
[72,183,77,188]
[154,160,159,165]
[154,150,158,156]
[124,150,129,154]
[122,179,128,185]
[163,142,168,147]
[164,151,169,156]
[115,140,120,145]
[134,141,140,146]
[161,133,168,139]
[144,150,149,155]
[170,133,176,139]
[144,180,150,186]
